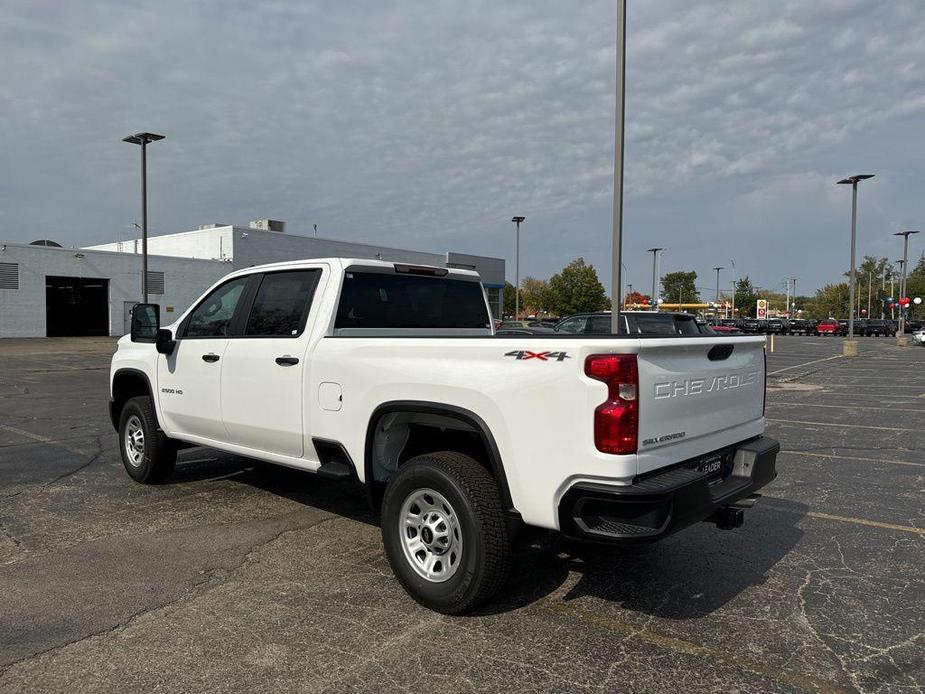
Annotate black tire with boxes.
[381,451,512,614]
[118,395,177,484]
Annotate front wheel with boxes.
[119,395,177,484]
[381,452,512,614]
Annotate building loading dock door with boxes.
[45,276,110,337]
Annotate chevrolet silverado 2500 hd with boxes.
[111,258,779,613]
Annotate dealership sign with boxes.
[756,299,768,319]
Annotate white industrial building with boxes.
[0,220,505,338]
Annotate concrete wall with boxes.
[230,227,446,269]
[447,251,505,287]
[87,227,505,285]
[0,243,229,338]
[86,227,234,262]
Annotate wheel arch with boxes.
[110,368,156,430]
[364,400,516,513]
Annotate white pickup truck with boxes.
[111,258,778,613]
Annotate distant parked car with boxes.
[789,319,811,335]
[496,326,557,336]
[815,319,839,336]
[860,319,892,337]
[739,318,763,334]
[837,320,849,336]
[765,319,789,335]
[553,311,708,336]
[710,324,742,334]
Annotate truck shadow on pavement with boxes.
[172,452,806,620]
[487,498,807,619]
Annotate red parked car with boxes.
[815,319,839,335]
[710,324,742,334]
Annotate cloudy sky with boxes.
[2,0,924,295]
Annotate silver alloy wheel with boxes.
[399,488,463,583]
[124,414,145,468]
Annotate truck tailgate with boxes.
[635,336,765,474]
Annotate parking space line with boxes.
[805,512,925,536]
[767,354,843,375]
[766,418,914,432]
[540,601,845,694]
[779,450,925,468]
[767,402,925,414]
[0,424,92,456]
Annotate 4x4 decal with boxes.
[504,350,570,362]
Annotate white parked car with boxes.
[912,328,925,345]
[111,258,779,613]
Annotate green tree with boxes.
[661,271,698,306]
[905,253,925,318]
[546,258,609,316]
[733,276,758,317]
[803,283,850,319]
[503,282,516,317]
[520,276,551,316]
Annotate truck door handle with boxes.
[202,353,220,363]
[275,356,299,366]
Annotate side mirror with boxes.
[156,328,176,355]
[130,303,160,342]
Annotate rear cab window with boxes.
[245,270,321,337]
[334,268,492,335]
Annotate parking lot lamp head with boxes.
[836,174,874,340]
[123,132,165,303]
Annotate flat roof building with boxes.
[0,222,505,338]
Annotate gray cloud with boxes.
[1,0,923,294]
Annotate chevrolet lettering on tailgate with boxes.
[654,370,760,400]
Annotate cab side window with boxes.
[556,316,587,333]
[586,315,612,334]
[184,277,250,338]
[245,270,321,337]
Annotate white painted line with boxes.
[767,402,925,414]
[806,511,925,537]
[779,449,925,469]
[766,418,914,432]
[767,354,843,375]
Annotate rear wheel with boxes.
[119,396,176,483]
[381,451,512,614]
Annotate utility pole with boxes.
[712,267,723,316]
[610,0,627,333]
[836,174,874,349]
[510,216,525,318]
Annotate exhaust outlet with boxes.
[730,494,761,509]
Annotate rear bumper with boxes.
[558,436,779,544]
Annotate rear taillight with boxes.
[585,354,638,455]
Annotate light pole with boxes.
[713,267,723,316]
[893,261,902,320]
[648,248,663,312]
[836,174,874,346]
[788,278,798,318]
[510,216,525,318]
[123,132,165,303]
[610,0,627,333]
[895,230,920,339]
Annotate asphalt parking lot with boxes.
[1,336,923,693]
